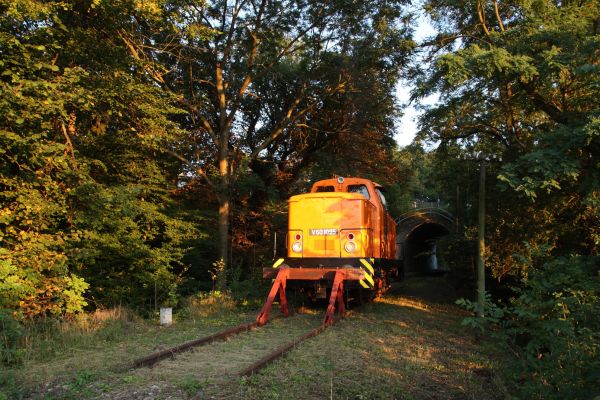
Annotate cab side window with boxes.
[375,188,388,210]
[347,184,370,200]
[315,185,335,192]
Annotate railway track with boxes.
[133,267,360,377]
[132,309,343,377]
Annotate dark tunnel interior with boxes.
[403,223,450,274]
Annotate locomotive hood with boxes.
[287,192,375,258]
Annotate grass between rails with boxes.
[238,288,508,400]
[1,277,510,400]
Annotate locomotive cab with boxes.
[287,177,396,262]
[260,177,400,324]
[274,177,399,292]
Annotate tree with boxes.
[116,0,414,282]
[0,0,202,317]
[414,0,599,275]
[413,1,599,396]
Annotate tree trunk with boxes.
[477,159,486,318]
[217,193,229,289]
[215,62,230,289]
[216,147,230,290]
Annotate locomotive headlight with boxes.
[344,241,356,253]
[292,241,303,253]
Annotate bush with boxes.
[505,256,599,399]
[0,310,25,365]
[458,255,599,399]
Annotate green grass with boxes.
[1,278,510,399]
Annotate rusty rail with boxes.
[133,321,260,368]
[133,311,294,368]
[134,268,361,372]
[238,322,331,377]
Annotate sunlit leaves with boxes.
[0,0,204,319]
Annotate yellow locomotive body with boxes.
[274,177,399,292]
[288,192,375,259]
[259,177,399,324]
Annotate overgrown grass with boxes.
[236,288,508,400]
[23,307,138,362]
[1,280,510,399]
[0,291,250,399]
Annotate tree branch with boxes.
[60,121,77,166]
[163,148,216,190]
[477,0,491,35]
[249,80,346,160]
[522,81,569,125]
[494,0,506,31]
[118,29,167,86]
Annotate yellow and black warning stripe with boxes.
[359,258,375,289]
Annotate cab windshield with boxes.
[375,187,388,209]
[347,184,370,200]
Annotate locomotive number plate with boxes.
[309,228,338,236]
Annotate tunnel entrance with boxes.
[404,223,450,273]
[396,208,455,275]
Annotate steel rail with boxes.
[134,270,368,372]
[238,321,332,377]
[133,313,290,368]
[239,282,374,376]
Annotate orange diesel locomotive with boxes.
[258,177,400,325]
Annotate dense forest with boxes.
[1,0,598,399]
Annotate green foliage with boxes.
[417,3,599,398]
[456,292,505,332]
[498,118,599,200]
[412,0,599,279]
[71,183,202,308]
[0,0,204,320]
[458,256,600,399]
[504,256,600,399]
[0,309,25,365]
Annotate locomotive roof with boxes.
[311,177,384,189]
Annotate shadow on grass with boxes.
[234,280,506,400]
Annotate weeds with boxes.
[25,307,136,363]
[63,370,95,398]
[0,309,25,365]
[1,306,137,366]
[180,290,238,318]
[177,375,207,397]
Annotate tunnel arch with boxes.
[396,208,455,274]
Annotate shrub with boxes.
[458,255,599,399]
[0,310,25,365]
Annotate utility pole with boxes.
[456,184,460,232]
[477,159,486,317]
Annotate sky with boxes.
[394,11,439,148]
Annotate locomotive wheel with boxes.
[355,287,373,305]
[357,288,366,305]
